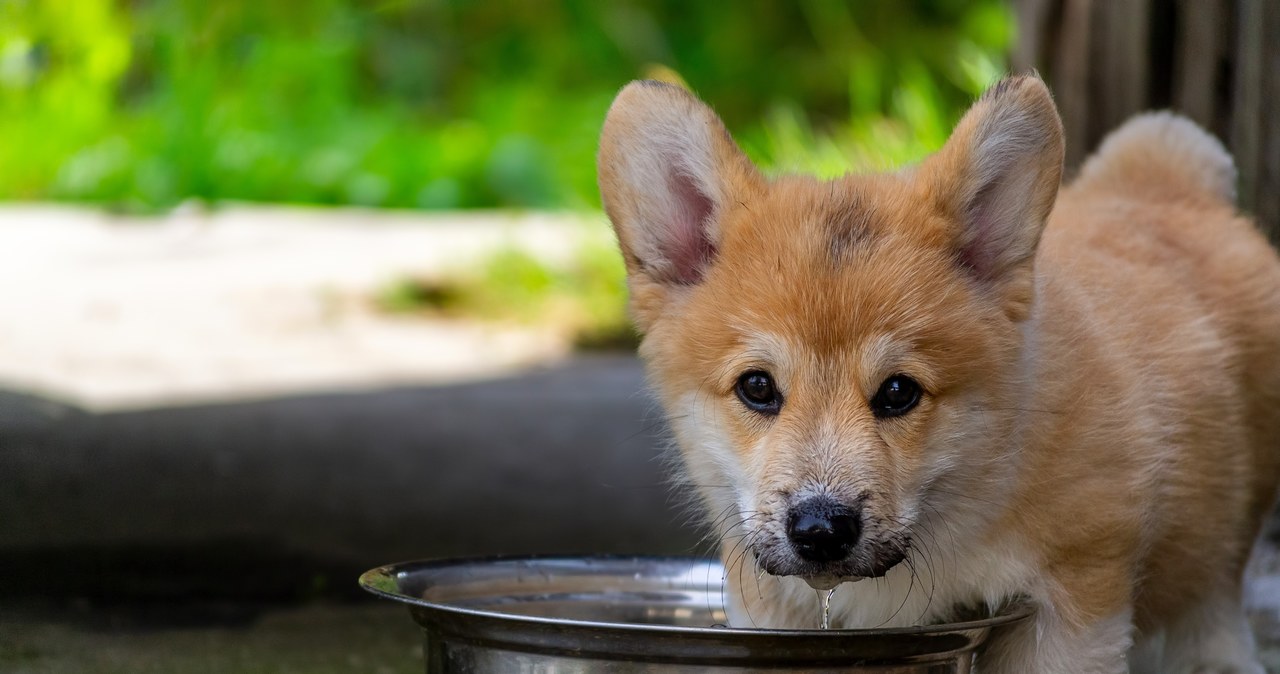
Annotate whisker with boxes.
[875,536,916,628]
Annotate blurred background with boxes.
[2,1,1278,672]
[0,0,1008,211]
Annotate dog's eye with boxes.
[871,375,921,418]
[736,370,782,415]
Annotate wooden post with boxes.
[1171,0,1229,136]
[1232,0,1280,236]
[1013,0,1279,243]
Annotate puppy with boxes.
[597,75,1280,673]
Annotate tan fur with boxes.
[599,76,1280,673]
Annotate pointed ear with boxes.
[920,75,1064,317]
[597,81,760,330]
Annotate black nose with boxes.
[787,498,860,563]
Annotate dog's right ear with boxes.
[598,81,761,331]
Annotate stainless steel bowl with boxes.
[359,555,1032,673]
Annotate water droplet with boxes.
[816,587,836,629]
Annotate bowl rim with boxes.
[358,553,1036,639]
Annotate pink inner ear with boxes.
[957,180,1013,282]
[661,167,717,285]
[958,191,997,279]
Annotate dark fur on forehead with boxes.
[825,189,875,262]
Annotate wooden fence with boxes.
[1013,0,1279,242]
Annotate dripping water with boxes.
[816,588,836,629]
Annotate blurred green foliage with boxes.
[378,236,636,350]
[0,0,1010,212]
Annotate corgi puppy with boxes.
[598,75,1280,673]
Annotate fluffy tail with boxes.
[1074,112,1237,204]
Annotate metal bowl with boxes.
[359,555,1032,673]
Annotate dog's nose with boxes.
[787,498,860,563]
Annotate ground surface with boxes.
[3,602,421,674]
[2,205,1279,671]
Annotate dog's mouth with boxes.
[751,537,909,584]
[744,494,913,585]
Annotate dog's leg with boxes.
[1159,593,1264,674]
[979,604,1134,674]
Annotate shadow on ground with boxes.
[0,355,704,615]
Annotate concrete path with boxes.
[0,204,614,410]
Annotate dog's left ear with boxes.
[920,74,1064,318]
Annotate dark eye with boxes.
[871,375,921,418]
[735,370,782,415]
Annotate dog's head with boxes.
[598,77,1063,584]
